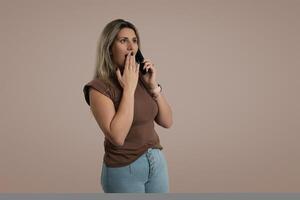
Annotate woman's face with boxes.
[110,28,139,69]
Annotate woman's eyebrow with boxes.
[118,36,137,40]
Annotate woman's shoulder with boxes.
[84,78,109,93]
[83,78,121,106]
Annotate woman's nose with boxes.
[127,41,134,50]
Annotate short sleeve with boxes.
[83,79,113,106]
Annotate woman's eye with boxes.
[120,39,137,44]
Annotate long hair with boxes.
[94,19,141,89]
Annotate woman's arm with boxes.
[138,58,173,128]
[154,92,173,128]
[90,51,139,146]
[90,88,135,146]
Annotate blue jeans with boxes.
[101,148,169,193]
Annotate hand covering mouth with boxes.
[125,52,134,57]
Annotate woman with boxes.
[83,19,173,193]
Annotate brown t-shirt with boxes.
[83,77,163,167]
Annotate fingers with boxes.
[141,58,155,72]
[142,59,154,66]
[143,58,151,62]
[124,51,131,70]
[122,51,139,75]
[136,63,140,73]
[125,51,137,72]
[115,68,124,87]
[129,52,134,71]
[143,62,156,73]
[116,67,121,79]
[129,51,139,73]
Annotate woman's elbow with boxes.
[110,137,125,147]
[106,132,126,147]
[162,120,173,129]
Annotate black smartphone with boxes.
[135,49,147,75]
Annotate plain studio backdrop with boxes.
[0,0,299,193]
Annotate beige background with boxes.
[1,0,299,193]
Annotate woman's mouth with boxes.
[125,52,134,57]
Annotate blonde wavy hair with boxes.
[94,19,141,90]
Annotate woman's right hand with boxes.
[116,51,139,95]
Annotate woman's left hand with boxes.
[140,58,158,89]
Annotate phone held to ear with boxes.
[135,49,148,75]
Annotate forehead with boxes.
[117,28,137,38]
